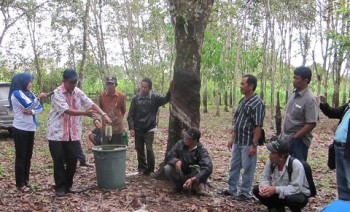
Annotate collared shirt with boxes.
[334,103,350,143]
[99,90,126,134]
[233,95,265,145]
[46,83,94,141]
[11,90,43,131]
[282,88,318,147]
[259,156,311,199]
[127,91,170,133]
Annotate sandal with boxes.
[17,185,30,192]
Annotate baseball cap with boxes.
[106,76,117,84]
[266,139,290,154]
[63,68,79,81]
[183,127,201,141]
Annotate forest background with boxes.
[1,0,350,112]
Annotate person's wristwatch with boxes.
[101,112,107,117]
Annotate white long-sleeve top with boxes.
[259,156,311,199]
[11,90,43,132]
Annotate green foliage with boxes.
[0,67,18,82]
[202,31,224,71]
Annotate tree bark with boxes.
[343,59,349,105]
[26,14,42,91]
[286,21,293,104]
[78,0,90,89]
[156,0,214,179]
[203,76,208,113]
[275,91,282,136]
[215,87,220,117]
[224,88,229,112]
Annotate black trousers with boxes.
[77,141,86,164]
[49,140,80,191]
[110,132,123,145]
[164,164,200,190]
[253,185,308,212]
[135,131,155,173]
[13,128,35,188]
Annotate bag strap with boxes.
[287,157,295,182]
[270,157,294,182]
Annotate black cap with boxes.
[63,68,79,81]
[183,127,201,141]
[266,139,290,154]
[106,76,117,84]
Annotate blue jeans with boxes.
[228,143,257,196]
[289,137,308,162]
[335,145,350,201]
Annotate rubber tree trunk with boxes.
[275,92,282,136]
[78,0,90,89]
[203,76,208,113]
[155,0,214,179]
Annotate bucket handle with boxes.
[96,152,106,159]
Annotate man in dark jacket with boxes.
[127,78,171,175]
[320,95,350,201]
[165,127,213,195]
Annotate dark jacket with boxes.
[127,91,170,133]
[166,140,213,183]
[320,102,350,159]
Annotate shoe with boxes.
[217,190,232,196]
[138,170,146,175]
[80,163,93,167]
[17,185,30,193]
[55,189,66,197]
[192,185,207,196]
[235,194,252,201]
[66,187,81,194]
[143,171,154,176]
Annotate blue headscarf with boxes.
[8,72,35,110]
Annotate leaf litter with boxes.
[0,109,338,211]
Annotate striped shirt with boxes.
[233,95,265,145]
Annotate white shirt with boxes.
[11,90,43,131]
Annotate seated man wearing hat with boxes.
[253,139,310,212]
[164,127,213,195]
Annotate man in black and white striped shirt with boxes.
[219,74,265,201]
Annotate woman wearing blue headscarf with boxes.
[9,73,48,192]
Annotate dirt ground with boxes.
[0,107,339,211]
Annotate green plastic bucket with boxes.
[92,145,127,189]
